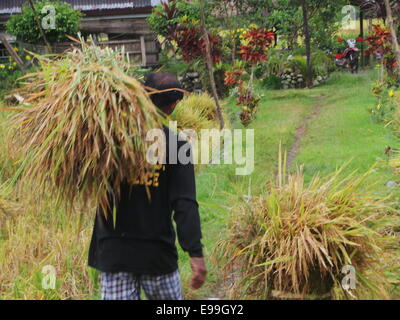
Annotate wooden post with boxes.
[0,35,26,73]
[140,36,147,67]
[369,17,374,66]
[360,10,365,67]
[199,0,224,129]
[302,0,313,88]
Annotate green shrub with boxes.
[263,49,290,77]
[291,47,307,56]
[285,51,333,81]
[370,81,397,124]
[158,51,191,75]
[254,63,266,79]
[148,0,213,38]
[0,69,24,97]
[6,1,83,44]
[312,49,335,76]
[261,75,283,90]
[0,52,33,98]
[287,55,308,78]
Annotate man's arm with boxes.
[169,143,207,289]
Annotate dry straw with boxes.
[0,184,21,232]
[171,93,228,169]
[171,92,227,131]
[9,40,165,214]
[216,150,395,299]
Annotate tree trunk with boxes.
[28,0,52,53]
[232,31,237,64]
[369,18,374,66]
[384,0,400,75]
[360,11,365,68]
[302,0,313,88]
[199,0,225,129]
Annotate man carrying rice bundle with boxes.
[88,72,207,300]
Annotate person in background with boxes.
[88,72,207,300]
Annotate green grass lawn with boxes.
[295,72,399,183]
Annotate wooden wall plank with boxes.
[140,35,147,66]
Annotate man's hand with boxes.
[190,257,207,290]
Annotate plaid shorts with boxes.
[100,269,183,300]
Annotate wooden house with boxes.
[0,0,161,66]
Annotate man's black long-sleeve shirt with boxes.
[88,128,203,275]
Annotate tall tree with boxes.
[301,0,312,88]
[27,0,52,53]
[200,0,225,129]
[383,0,400,74]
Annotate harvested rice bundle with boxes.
[172,93,227,130]
[171,93,228,168]
[10,41,164,213]
[216,154,394,299]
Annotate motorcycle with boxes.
[335,39,360,74]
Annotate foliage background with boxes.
[6,1,83,44]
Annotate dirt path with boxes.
[286,96,326,171]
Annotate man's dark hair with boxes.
[144,72,184,110]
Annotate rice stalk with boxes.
[0,184,21,235]
[0,189,95,299]
[7,40,165,215]
[215,155,395,299]
[171,93,229,169]
[171,93,227,131]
